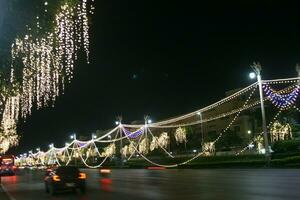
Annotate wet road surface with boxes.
[1,169,300,200]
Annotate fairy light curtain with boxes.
[0,0,95,154]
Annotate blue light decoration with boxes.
[263,84,300,110]
[123,127,144,139]
[77,142,90,148]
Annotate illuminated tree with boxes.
[0,0,94,153]
[0,66,20,154]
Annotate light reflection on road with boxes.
[1,169,300,200]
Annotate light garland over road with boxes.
[16,77,300,168]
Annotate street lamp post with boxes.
[251,62,271,162]
[197,111,204,146]
[70,133,77,166]
[297,64,300,81]
[247,130,252,143]
[116,116,123,166]
[144,115,151,139]
[0,148,2,182]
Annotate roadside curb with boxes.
[0,184,16,200]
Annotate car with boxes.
[44,166,86,195]
[0,155,17,176]
[0,165,17,176]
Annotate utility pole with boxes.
[297,64,300,79]
[200,112,204,145]
[117,116,123,167]
[251,62,271,162]
[0,148,2,184]
[144,115,149,139]
[74,134,77,167]
[197,111,204,147]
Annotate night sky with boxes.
[1,1,300,153]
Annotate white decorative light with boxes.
[120,145,129,157]
[202,142,215,156]
[270,121,292,142]
[101,143,116,158]
[150,136,158,151]
[139,138,149,155]
[15,76,300,169]
[174,127,187,144]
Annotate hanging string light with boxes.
[15,76,300,168]
[1,0,95,154]
[9,0,95,118]
[263,84,300,110]
[0,96,20,153]
[123,127,144,139]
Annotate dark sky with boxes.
[2,1,300,153]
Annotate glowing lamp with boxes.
[249,72,256,79]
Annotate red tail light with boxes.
[78,172,86,179]
[53,175,61,182]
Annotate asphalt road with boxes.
[1,169,300,200]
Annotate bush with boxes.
[272,140,300,153]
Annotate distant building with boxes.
[202,89,262,144]
[201,88,262,143]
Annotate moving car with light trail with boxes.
[44,166,86,195]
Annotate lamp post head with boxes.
[296,64,300,75]
[70,133,76,140]
[249,72,256,79]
